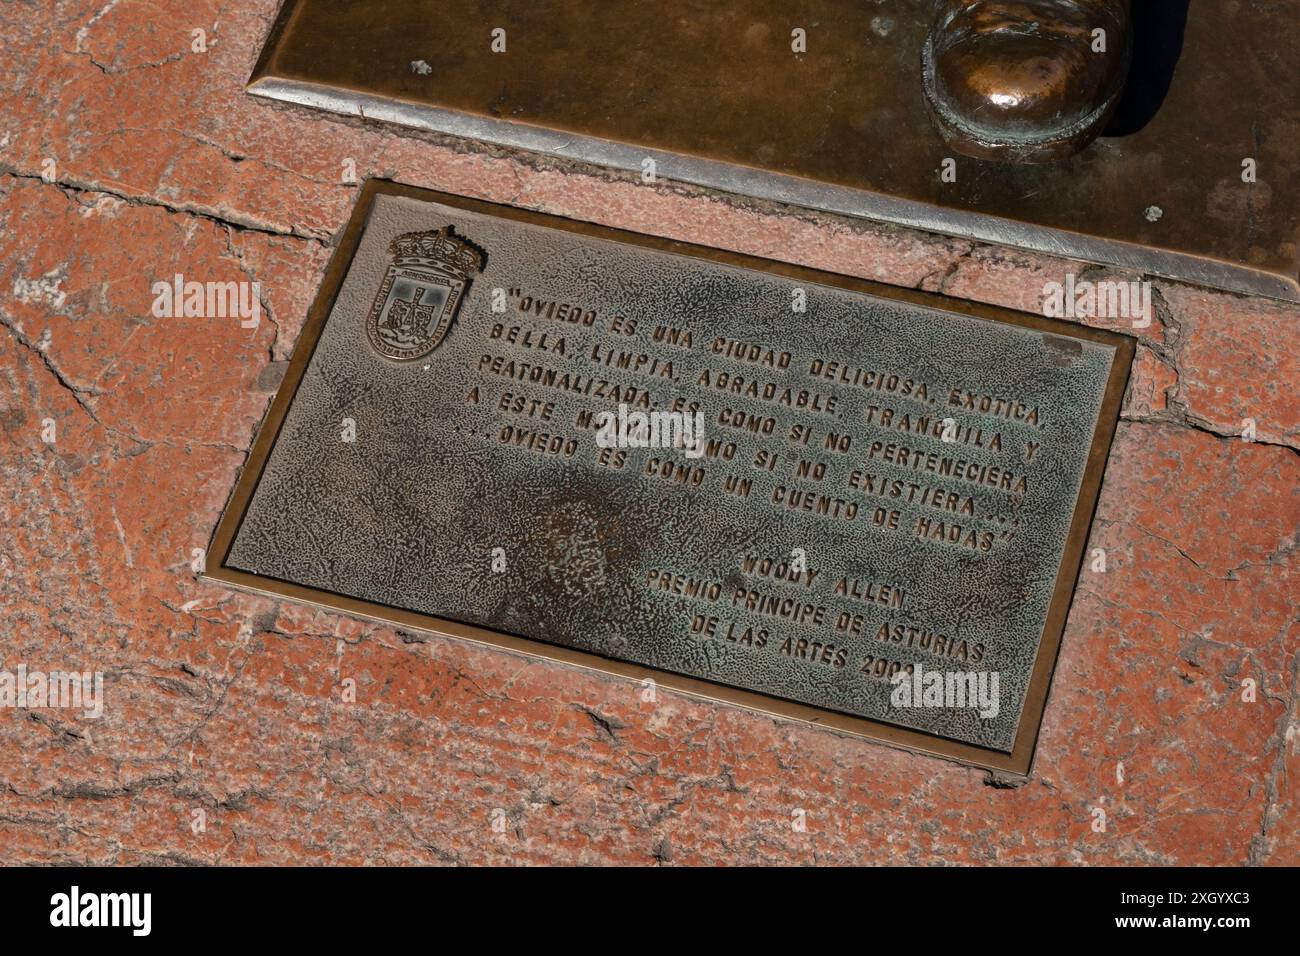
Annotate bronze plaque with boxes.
[247,0,1300,302]
[206,181,1133,774]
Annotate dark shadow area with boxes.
[1105,0,1192,136]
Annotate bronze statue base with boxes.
[249,0,1299,302]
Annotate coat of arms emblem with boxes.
[366,226,486,360]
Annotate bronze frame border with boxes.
[203,178,1135,777]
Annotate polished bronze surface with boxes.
[204,180,1133,774]
[922,0,1133,163]
[248,0,1299,302]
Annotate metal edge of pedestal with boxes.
[245,74,1300,305]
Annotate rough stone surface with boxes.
[0,0,1295,865]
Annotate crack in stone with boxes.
[0,308,109,428]
[1,167,331,244]
[1250,647,1300,865]
[1122,412,1299,455]
[1128,521,1211,574]
[167,623,260,754]
[1142,284,1298,454]
[576,704,626,742]
[30,771,185,803]
[61,44,187,76]
[169,127,338,189]
[221,225,282,361]
[1177,410,1300,455]
[0,311,247,455]
[914,241,977,294]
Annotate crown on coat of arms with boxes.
[389,227,486,278]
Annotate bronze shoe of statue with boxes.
[922,0,1133,163]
